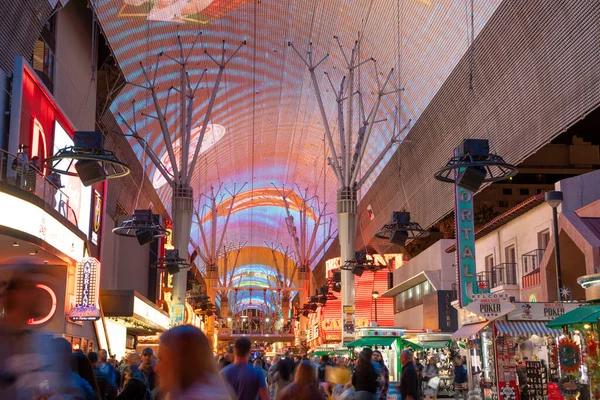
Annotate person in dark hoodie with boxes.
[453,355,468,400]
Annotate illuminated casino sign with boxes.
[9,57,93,236]
[69,258,101,321]
[0,192,85,259]
[454,159,477,307]
[90,191,102,245]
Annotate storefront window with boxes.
[394,280,432,312]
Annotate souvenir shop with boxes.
[411,334,458,398]
[545,303,600,400]
[453,302,584,400]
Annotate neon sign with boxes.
[31,118,48,175]
[91,191,102,245]
[28,284,57,325]
[70,258,101,321]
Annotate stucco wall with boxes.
[474,203,553,284]
[54,0,96,131]
[394,304,424,330]
[358,0,600,249]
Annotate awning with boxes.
[452,321,490,339]
[496,321,562,337]
[419,340,451,349]
[546,305,600,328]
[346,337,397,347]
[310,351,329,357]
[346,337,423,350]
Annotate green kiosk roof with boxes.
[346,336,423,350]
[546,305,600,328]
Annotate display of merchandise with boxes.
[547,339,559,382]
[526,360,548,400]
[419,347,456,398]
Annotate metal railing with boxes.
[0,149,78,226]
[521,249,545,276]
[477,264,517,289]
[477,271,493,289]
[491,263,518,288]
[220,320,294,336]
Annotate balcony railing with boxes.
[0,149,77,226]
[521,249,545,276]
[477,263,518,290]
[492,263,518,288]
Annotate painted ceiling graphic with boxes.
[94,0,503,310]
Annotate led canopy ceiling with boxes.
[94,0,504,310]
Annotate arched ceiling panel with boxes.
[96,0,503,269]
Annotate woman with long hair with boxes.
[372,350,389,400]
[155,325,234,400]
[351,348,378,400]
[277,360,326,400]
[71,351,101,399]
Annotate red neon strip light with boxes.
[28,284,57,325]
[31,118,48,175]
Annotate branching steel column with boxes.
[290,38,405,343]
[121,35,245,328]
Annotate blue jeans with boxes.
[355,391,377,400]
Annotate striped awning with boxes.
[496,321,562,337]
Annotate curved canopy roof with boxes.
[95,0,503,310]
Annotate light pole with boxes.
[372,291,379,323]
[545,190,563,300]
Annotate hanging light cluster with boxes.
[374,211,429,247]
[340,251,386,277]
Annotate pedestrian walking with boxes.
[423,357,439,400]
[278,360,326,400]
[155,325,234,400]
[372,350,389,400]
[453,356,468,400]
[396,350,419,400]
[351,348,378,400]
[220,337,268,400]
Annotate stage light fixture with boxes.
[333,270,341,282]
[434,139,518,191]
[333,282,342,292]
[375,211,429,246]
[113,210,168,246]
[45,131,130,185]
[352,266,364,277]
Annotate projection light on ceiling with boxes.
[119,0,252,24]
[152,124,226,189]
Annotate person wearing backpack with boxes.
[453,356,468,400]
[117,364,152,400]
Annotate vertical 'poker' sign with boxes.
[454,149,478,307]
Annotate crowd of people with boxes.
[0,276,464,400]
